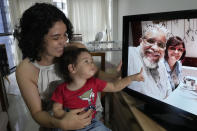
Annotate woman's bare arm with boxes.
[16,59,92,130]
[97,61,122,82]
[16,59,61,127]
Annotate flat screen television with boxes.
[122,10,197,130]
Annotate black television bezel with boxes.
[122,9,197,129]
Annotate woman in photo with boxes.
[164,36,186,91]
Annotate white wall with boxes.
[115,0,197,41]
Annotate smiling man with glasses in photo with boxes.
[128,24,172,100]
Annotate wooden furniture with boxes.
[90,52,105,71]
[70,34,83,42]
[110,91,166,131]
[182,57,197,67]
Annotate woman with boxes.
[14,3,120,130]
[164,36,186,91]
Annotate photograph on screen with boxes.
[127,19,197,116]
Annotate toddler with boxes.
[51,46,144,131]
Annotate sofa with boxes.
[0,101,8,131]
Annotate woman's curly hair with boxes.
[14,3,73,61]
[55,46,89,83]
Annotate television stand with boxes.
[110,91,166,131]
[111,91,197,131]
[136,101,197,131]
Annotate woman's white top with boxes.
[32,62,61,101]
[32,62,103,112]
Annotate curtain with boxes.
[67,0,111,42]
[8,0,53,65]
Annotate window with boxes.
[53,0,112,42]
[0,0,15,73]
[53,0,68,16]
[0,0,12,34]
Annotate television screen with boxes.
[122,10,197,130]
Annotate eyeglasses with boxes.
[143,38,166,49]
[168,46,185,52]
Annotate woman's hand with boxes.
[60,108,92,130]
[108,60,122,80]
[97,60,122,82]
[116,60,122,80]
